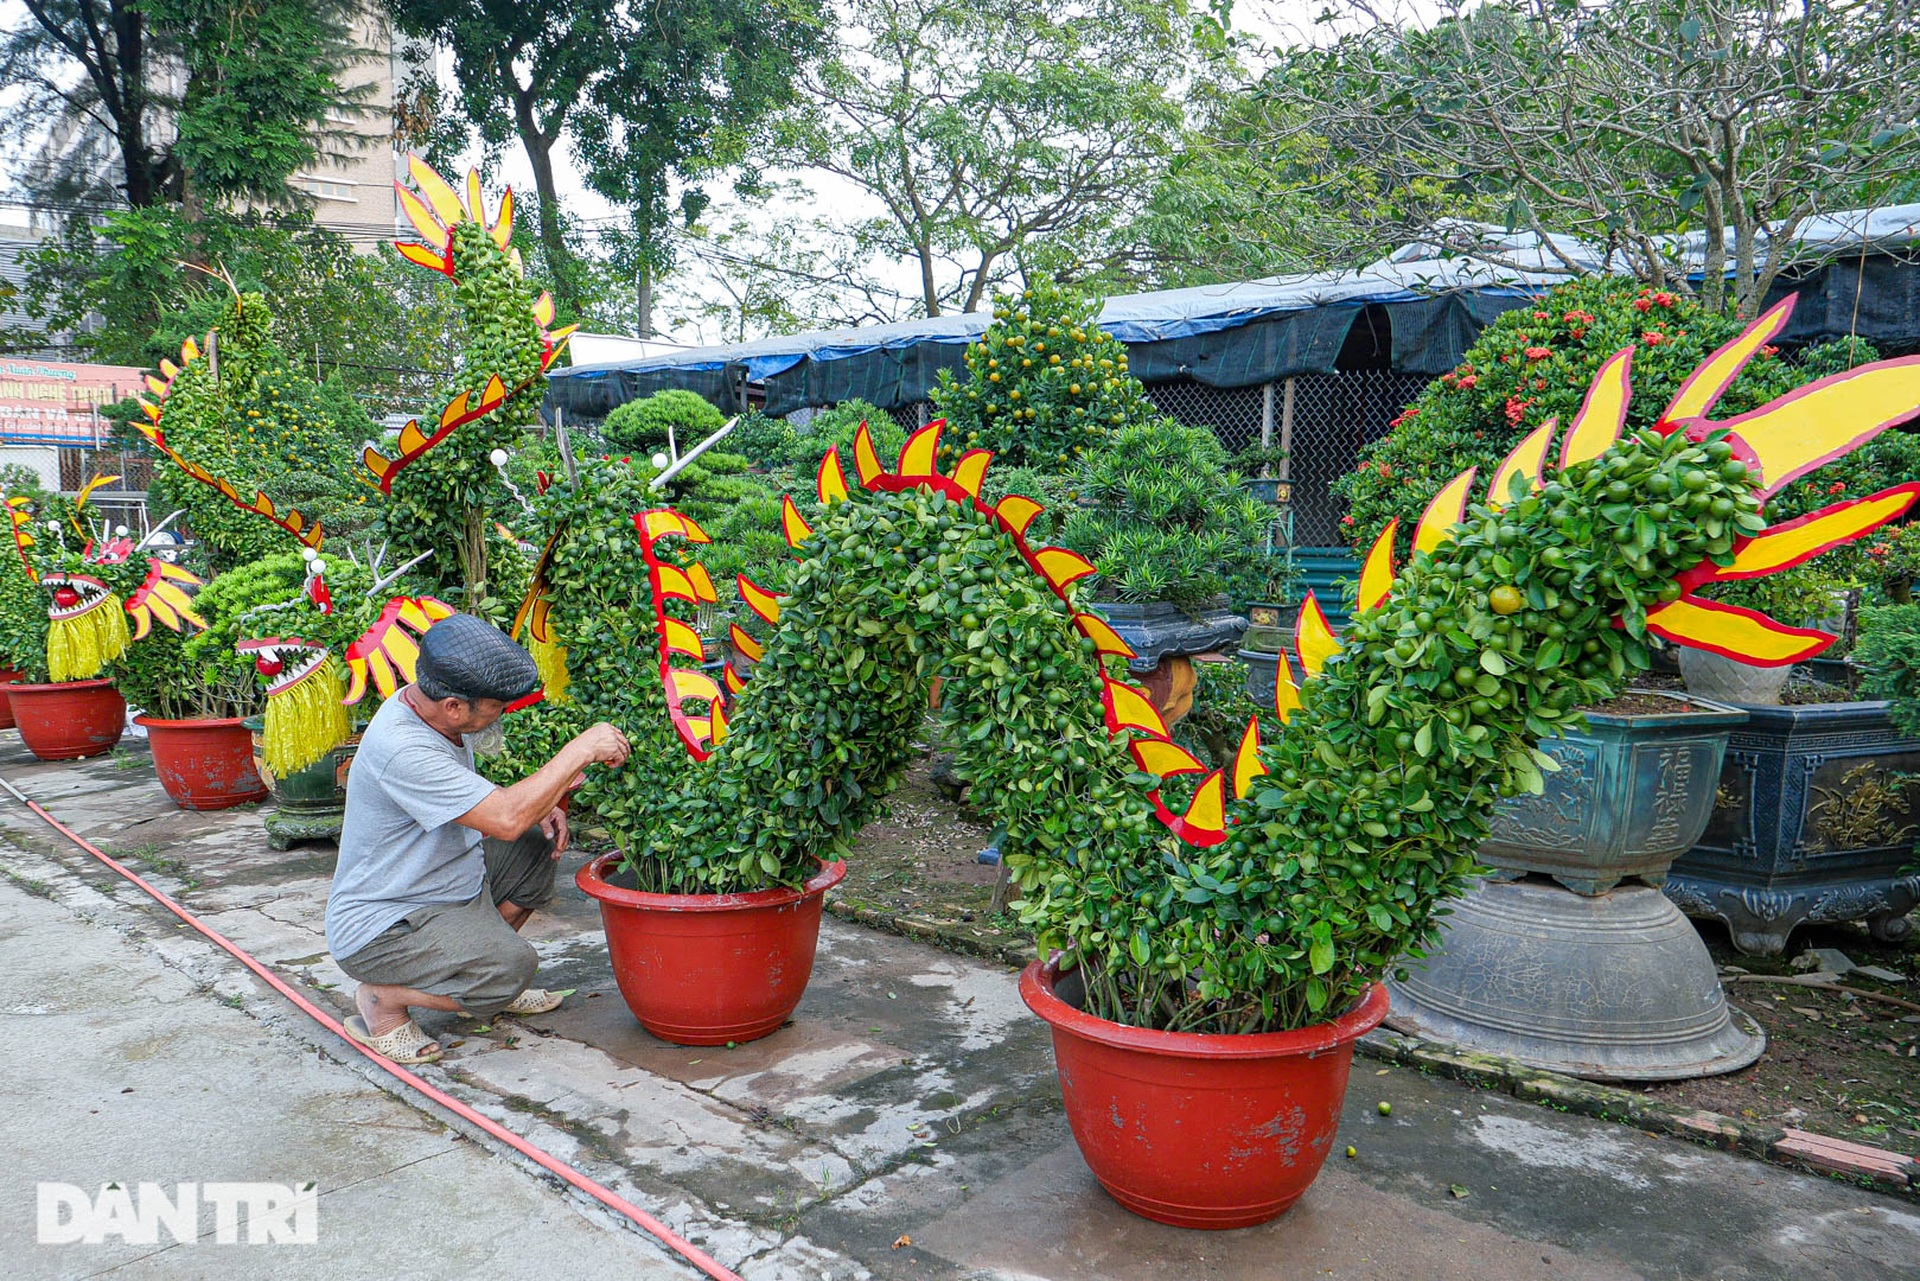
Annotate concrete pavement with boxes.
[2,734,1917,1280]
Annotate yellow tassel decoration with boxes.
[262,656,351,777]
[47,596,130,681]
[529,634,570,704]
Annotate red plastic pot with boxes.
[134,715,269,810]
[8,679,126,761]
[1020,959,1390,1229]
[0,668,20,730]
[575,854,845,1046]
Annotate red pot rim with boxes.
[8,678,117,694]
[575,851,846,913]
[1020,958,1390,1061]
[133,714,251,730]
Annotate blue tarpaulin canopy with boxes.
[545,207,1920,422]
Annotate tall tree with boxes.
[1261,0,1920,318]
[1,0,365,208]
[791,0,1199,315]
[386,0,827,322]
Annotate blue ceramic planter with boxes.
[1481,693,1748,895]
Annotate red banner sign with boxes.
[0,359,146,445]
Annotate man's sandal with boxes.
[501,987,569,1016]
[344,1014,443,1065]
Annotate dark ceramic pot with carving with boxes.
[1667,699,1920,955]
[1477,690,1748,894]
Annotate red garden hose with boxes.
[0,773,744,1281]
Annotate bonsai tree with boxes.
[115,621,263,723]
[1058,419,1275,613]
[603,389,727,455]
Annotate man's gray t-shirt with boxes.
[326,691,498,960]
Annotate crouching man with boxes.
[328,613,630,1064]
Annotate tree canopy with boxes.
[2,0,366,207]
[1258,0,1920,317]
[386,0,828,322]
[788,0,1203,315]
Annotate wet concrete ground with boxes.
[2,734,1917,1280]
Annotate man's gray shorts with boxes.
[334,827,556,1019]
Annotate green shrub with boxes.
[779,400,904,476]
[1856,605,1920,737]
[724,410,794,469]
[1058,420,1274,612]
[603,389,727,454]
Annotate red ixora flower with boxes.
[1870,543,1891,558]
[1643,331,1665,346]
[1633,298,1653,313]
[1652,292,1677,307]
[1531,310,1549,320]
[1829,481,1847,495]
[1341,514,1357,526]
[1458,374,1478,389]
[1377,461,1393,477]
[1524,346,1552,361]
[1761,344,1781,357]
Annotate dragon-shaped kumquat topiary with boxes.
[509,295,1920,1036]
[132,165,1920,1037]
[125,157,569,776]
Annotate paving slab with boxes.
[0,874,690,1280]
[3,736,1919,1280]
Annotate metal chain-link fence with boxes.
[1147,372,1432,548]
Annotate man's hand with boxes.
[572,722,630,769]
[541,805,570,857]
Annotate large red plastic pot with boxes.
[1020,959,1390,1229]
[8,679,125,761]
[134,715,269,810]
[575,854,845,1046]
[0,668,21,730]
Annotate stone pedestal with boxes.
[1388,879,1763,1082]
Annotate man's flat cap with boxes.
[415,613,540,703]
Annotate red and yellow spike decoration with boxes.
[132,333,326,550]
[1654,292,1920,501]
[342,596,459,704]
[125,559,207,640]
[509,535,569,704]
[633,509,724,760]
[6,494,38,581]
[1344,302,1920,675]
[363,157,579,493]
